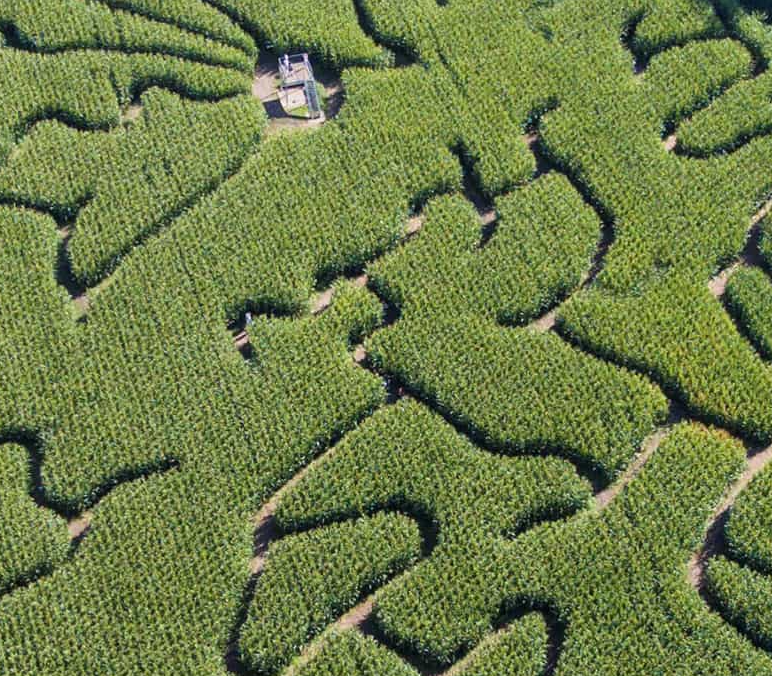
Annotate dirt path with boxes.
[233,329,251,357]
[229,440,367,670]
[71,294,91,317]
[595,402,685,509]
[708,210,768,298]
[594,425,674,509]
[311,274,368,316]
[708,262,741,298]
[663,134,677,152]
[479,209,496,226]
[752,198,772,228]
[529,308,558,332]
[121,104,143,124]
[67,511,93,542]
[252,62,279,101]
[246,448,336,574]
[527,191,615,334]
[54,226,92,319]
[278,597,377,676]
[407,215,425,236]
[688,443,772,589]
[311,287,336,315]
[235,310,413,670]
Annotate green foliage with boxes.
[0,48,250,163]
[293,630,420,676]
[96,0,257,55]
[211,0,390,68]
[0,468,254,675]
[272,399,590,665]
[706,557,772,650]
[370,318,668,479]
[632,0,725,55]
[38,276,386,508]
[0,206,75,434]
[368,423,760,672]
[559,269,772,442]
[0,88,266,285]
[275,398,592,538]
[453,614,548,676]
[0,271,386,674]
[240,512,422,675]
[355,0,438,62]
[677,72,772,155]
[761,218,772,265]
[708,396,772,650]
[166,67,462,320]
[294,614,548,676]
[0,444,69,591]
[499,424,760,675]
[724,462,772,574]
[718,0,772,65]
[367,186,667,478]
[0,0,253,70]
[724,266,772,361]
[3,0,772,673]
[370,176,600,323]
[642,39,752,131]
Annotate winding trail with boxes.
[595,403,685,510]
[120,103,143,124]
[688,442,772,590]
[708,262,741,298]
[244,425,370,575]
[56,225,91,319]
[279,598,379,676]
[0,436,179,599]
[524,131,553,177]
[708,204,770,298]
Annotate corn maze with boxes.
[3,0,772,674]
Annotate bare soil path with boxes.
[595,427,672,509]
[67,511,93,542]
[280,597,383,676]
[688,443,772,590]
[121,104,143,124]
[524,132,553,177]
[708,205,770,298]
[530,308,558,332]
[246,450,331,574]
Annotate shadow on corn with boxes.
[0,430,179,598]
[689,441,772,651]
[223,499,438,675]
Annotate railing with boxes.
[304,80,322,119]
[279,53,314,87]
